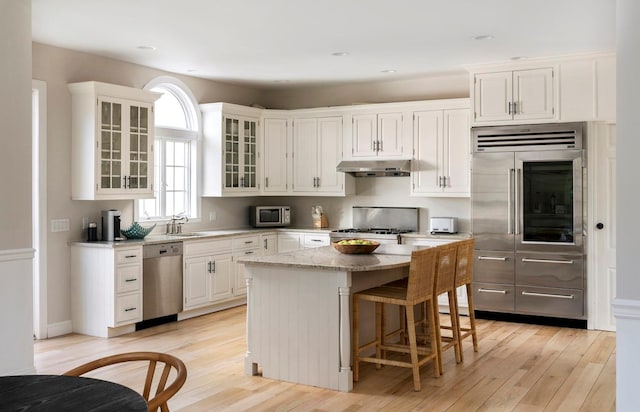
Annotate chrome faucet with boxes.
[166,213,189,234]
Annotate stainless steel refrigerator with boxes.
[471,122,586,320]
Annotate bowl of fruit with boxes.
[332,238,380,254]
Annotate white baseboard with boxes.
[178,297,246,321]
[47,320,72,338]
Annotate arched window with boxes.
[136,77,200,221]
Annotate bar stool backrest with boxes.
[455,238,475,287]
[434,243,458,296]
[406,247,438,302]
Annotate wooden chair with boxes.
[432,242,462,373]
[64,351,187,412]
[453,238,478,359]
[353,247,440,391]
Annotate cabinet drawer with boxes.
[472,282,515,312]
[232,235,260,250]
[116,247,142,265]
[303,234,330,248]
[515,252,584,289]
[116,264,142,293]
[114,293,141,324]
[184,239,231,256]
[474,250,515,284]
[515,286,584,319]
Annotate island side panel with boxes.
[245,265,348,391]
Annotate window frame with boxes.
[135,76,201,223]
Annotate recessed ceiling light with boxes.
[274,80,290,83]
[331,52,350,57]
[136,45,157,51]
[381,69,397,73]
[511,56,527,61]
[186,69,197,73]
[472,35,494,41]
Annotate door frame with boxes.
[32,79,48,339]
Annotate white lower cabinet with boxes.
[278,231,330,253]
[183,239,233,310]
[71,245,143,338]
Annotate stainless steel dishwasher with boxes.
[142,242,183,321]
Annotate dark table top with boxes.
[0,374,147,411]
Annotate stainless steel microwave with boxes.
[249,206,291,227]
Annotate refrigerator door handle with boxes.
[514,168,521,235]
[507,169,514,234]
[478,256,508,261]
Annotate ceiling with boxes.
[31,0,616,89]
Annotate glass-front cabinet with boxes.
[201,103,261,197]
[69,81,160,200]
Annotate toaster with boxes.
[429,217,457,234]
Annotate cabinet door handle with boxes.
[244,240,254,244]
[124,307,137,312]
[265,177,269,188]
[124,255,137,259]
[521,258,574,265]
[521,291,575,300]
[212,261,216,273]
[263,239,268,249]
[378,140,382,152]
[207,261,212,273]
[125,278,137,282]
[478,256,508,261]
[245,251,254,255]
[316,177,320,187]
[508,102,513,115]
[514,101,518,114]
[477,288,507,294]
[311,239,323,242]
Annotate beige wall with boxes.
[261,71,469,109]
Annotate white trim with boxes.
[612,298,640,320]
[47,320,73,338]
[0,248,35,262]
[32,79,48,340]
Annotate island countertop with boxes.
[238,244,422,272]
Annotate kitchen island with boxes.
[239,245,419,392]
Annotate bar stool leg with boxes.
[426,299,440,377]
[375,302,383,369]
[405,304,421,391]
[449,290,462,364]
[466,283,479,351]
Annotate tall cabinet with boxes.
[201,103,262,196]
[292,116,345,194]
[69,81,161,200]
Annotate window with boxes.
[136,77,200,221]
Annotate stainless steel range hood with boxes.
[336,159,411,177]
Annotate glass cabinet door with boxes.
[224,117,240,188]
[242,119,257,189]
[100,100,122,189]
[128,104,151,190]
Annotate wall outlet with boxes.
[51,218,70,232]
[209,211,216,222]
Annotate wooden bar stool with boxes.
[432,242,462,373]
[453,238,478,359]
[352,247,440,391]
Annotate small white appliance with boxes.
[429,217,457,234]
[249,206,291,228]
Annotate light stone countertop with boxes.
[238,244,418,272]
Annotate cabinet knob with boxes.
[596,222,604,230]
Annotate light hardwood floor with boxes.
[33,306,616,411]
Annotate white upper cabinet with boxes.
[69,81,161,200]
[559,54,616,122]
[411,103,471,197]
[262,116,290,194]
[201,103,262,197]
[468,53,616,125]
[292,116,347,195]
[352,112,404,158]
[472,68,556,125]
